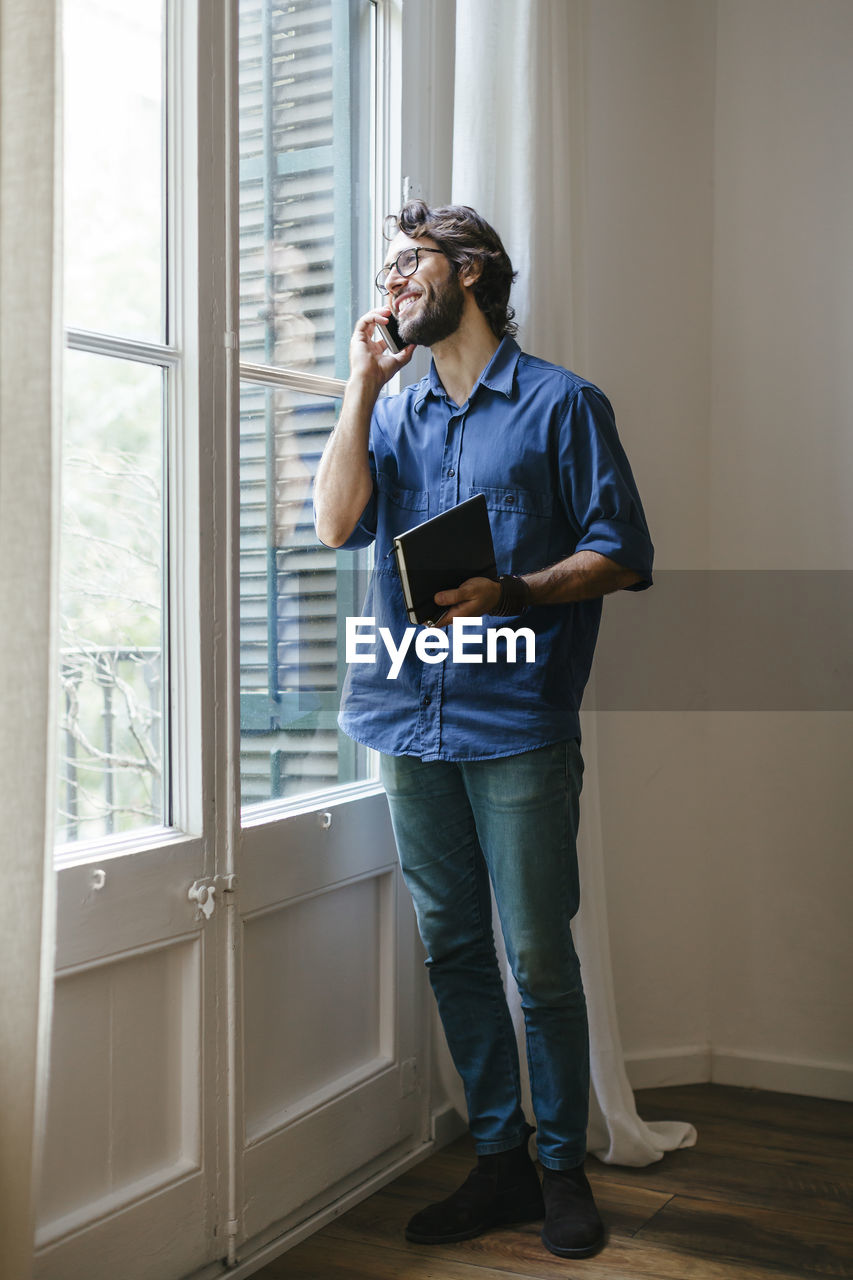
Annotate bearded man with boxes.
[313,201,653,1261]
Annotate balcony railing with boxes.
[58,646,162,842]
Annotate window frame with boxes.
[55,0,453,860]
[234,0,386,821]
[57,0,182,856]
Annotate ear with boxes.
[458,256,483,289]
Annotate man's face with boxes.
[382,233,465,347]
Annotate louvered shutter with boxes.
[238,0,368,803]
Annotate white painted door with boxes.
[35,2,225,1274]
[35,3,430,1277]
[232,1,429,1245]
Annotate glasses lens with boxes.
[397,248,419,277]
[375,247,424,293]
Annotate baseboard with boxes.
[711,1048,853,1102]
[623,1044,853,1102]
[430,1101,468,1150]
[193,1139,436,1280]
[623,1045,712,1090]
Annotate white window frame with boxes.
[56,0,211,867]
[56,0,459,856]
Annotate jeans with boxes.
[380,740,589,1170]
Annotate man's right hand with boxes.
[314,311,414,547]
[350,307,415,394]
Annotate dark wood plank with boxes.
[318,1167,671,1244]
[634,1189,853,1279]
[262,1232,542,1279]
[590,1142,853,1226]
[288,1217,820,1280]
[601,1085,853,1225]
[633,1110,853,1170]
[252,1084,853,1280]
[635,1083,853,1142]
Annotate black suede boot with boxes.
[541,1164,606,1258]
[405,1137,545,1244]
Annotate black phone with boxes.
[378,311,404,354]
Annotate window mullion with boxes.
[66,327,180,367]
[238,360,346,398]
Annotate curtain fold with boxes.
[0,0,61,1274]
[447,0,697,1166]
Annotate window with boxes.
[237,0,375,807]
[56,0,381,839]
[57,0,169,843]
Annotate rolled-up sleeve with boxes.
[313,437,379,551]
[333,484,377,550]
[558,387,654,589]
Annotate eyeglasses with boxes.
[375,247,446,295]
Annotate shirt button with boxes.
[504,494,515,503]
[422,696,431,707]
[447,468,455,477]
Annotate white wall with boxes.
[706,0,853,1096]
[582,0,717,1081]
[583,0,853,1099]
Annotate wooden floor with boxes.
[256,1084,853,1279]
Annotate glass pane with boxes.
[237,0,372,377]
[57,351,165,843]
[63,0,164,341]
[239,384,369,807]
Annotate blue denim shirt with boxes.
[328,336,653,760]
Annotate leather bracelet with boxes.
[493,573,532,617]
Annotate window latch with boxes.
[188,874,237,921]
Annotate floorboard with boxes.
[253,1083,853,1280]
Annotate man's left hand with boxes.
[432,577,502,625]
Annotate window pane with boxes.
[63,0,164,341]
[238,0,374,811]
[57,351,165,843]
[239,384,369,806]
[238,0,372,377]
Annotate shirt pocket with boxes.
[468,484,554,573]
[472,484,553,519]
[376,472,429,549]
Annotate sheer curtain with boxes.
[447,0,697,1165]
[0,0,61,1274]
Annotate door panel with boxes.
[242,1069,422,1243]
[243,872,393,1139]
[39,938,201,1234]
[35,845,220,1280]
[237,791,429,1250]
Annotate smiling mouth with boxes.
[395,291,420,317]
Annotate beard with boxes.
[397,270,465,347]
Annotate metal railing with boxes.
[58,646,162,842]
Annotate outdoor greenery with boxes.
[57,352,164,840]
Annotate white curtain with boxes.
[446,0,697,1165]
[0,0,61,1275]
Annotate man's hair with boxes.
[385,201,518,340]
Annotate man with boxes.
[314,202,653,1260]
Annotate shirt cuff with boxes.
[574,519,654,589]
[313,491,377,551]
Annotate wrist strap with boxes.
[493,574,532,617]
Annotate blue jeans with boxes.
[380,740,589,1170]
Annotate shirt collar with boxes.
[414,335,521,412]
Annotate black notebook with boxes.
[393,494,498,625]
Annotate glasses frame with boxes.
[375,246,447,295]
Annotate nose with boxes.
[385,260,406,294]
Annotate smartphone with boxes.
[378,311,404,354]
